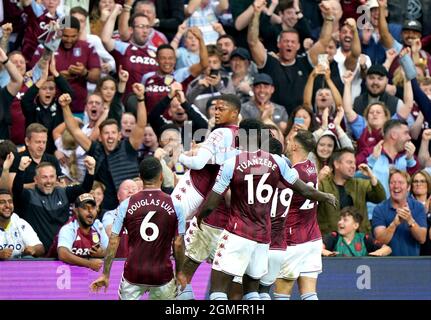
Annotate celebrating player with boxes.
[90,157,186,300]
[198,119,337,300]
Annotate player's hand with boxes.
[58,93,72,108]
[0,248,13,260]
[325,193,338,208]
[90,274,109,293]
[19,156,32,171]
[88,258,104,272]
[84,156,96,174]
[175,271,187,291]
[3,152,15,171]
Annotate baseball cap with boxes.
[367,0,379,9]
[230,47,251,61]
[253,73,274,86]
[75,193,96,208]
[367,64,388,77]
[402,19,422,33]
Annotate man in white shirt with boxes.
[0,189,45,259]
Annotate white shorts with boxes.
[171,170,204,221]
[185,217,223,263]
[259,249,286,286]
[278,240,323,280]
[212,230,269,279]
[118,275,177,300]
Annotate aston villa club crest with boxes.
[164,75,174,86]
[92,232,100,244]
[148,49,156,58]
[73,48,82,57]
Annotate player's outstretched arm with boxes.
[292,178,338,208]
[90,233,120,293]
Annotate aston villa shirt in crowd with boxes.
[32,41,101,113]
[142,68,192,115]
[110,40,159,97]
[47,216,109,258]
[112,190,185,286]
[212,150,299,244]
[22,1,60,64]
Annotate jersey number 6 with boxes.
[140,210,159,242]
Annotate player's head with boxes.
[98,119,121,152]
[285,129,315,158]
[74,193,97,228]
[117,179,139,202]
[0,189,13,221]
[139,157,163,187]
[338,206,363,235]
[60,16,81,50]
[34,162,57,195]
[157,44,176,74]
[239,118,263,151]
[213,94,241,125]
[266,137,283,156]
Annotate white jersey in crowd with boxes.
[0,213,42,258]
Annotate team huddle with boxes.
[90,94,337,300]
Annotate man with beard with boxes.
[31,16,101,114]
[0,189,45,259]
[353,64,404,117]
[47,193,108,271]
[377,0,431,78]
[334,18,371,101]
[216,35,236,73]
[12,155,96,251]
